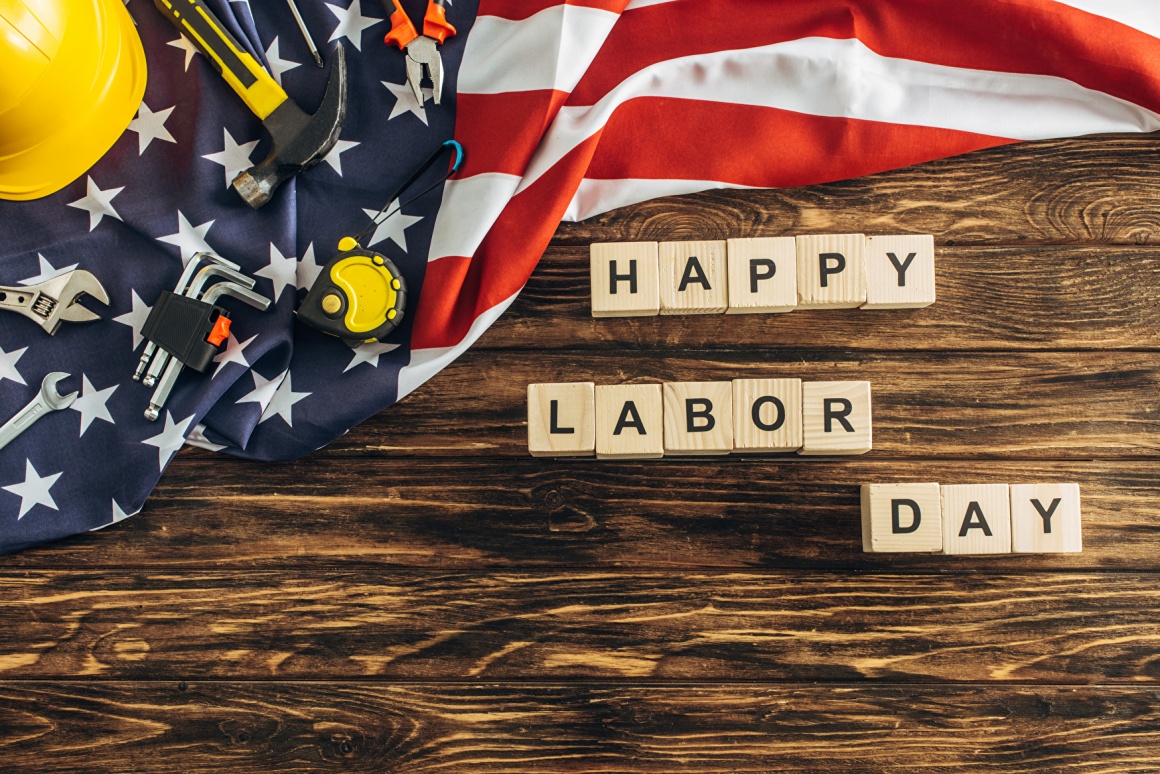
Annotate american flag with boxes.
[1,0,1158,553]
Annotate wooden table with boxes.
[3,134,1160,772]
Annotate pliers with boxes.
[382,0,456,105]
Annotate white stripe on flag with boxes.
[428,173,521,262]
[458,4,619,95]
[517,35,1160,194]
[1051,0,1160,40]
[564,177,754,222]
[398,289,522,399]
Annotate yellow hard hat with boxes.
[0,0,147,201]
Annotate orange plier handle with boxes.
[384,0,456,49]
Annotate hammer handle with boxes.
[153,0,289,120]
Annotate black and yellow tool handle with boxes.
[153,0,289,120]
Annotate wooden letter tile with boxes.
[590,242,660,318]
[796,234,866,309]
[662,381,733,455]
[595,384,664,459]
[863,234,936,309]
[659,240,728,315]
[861,483,943,553]
[726,237,797,314]
[527,382,595,458]
[941,484,1012,555]
[732,378,802,452]
[800,381,872,455]
[1010,483,1082,553]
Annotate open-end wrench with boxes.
[0,270,109,335]
[0,373,77,452]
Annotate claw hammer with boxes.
[153,0,348,208]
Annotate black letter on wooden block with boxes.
[892,499,921,534]
[1032,497,1062,533]
[613,401,646,435]
[678,256,712,291]
[749,258,776,292]
[751,396,786,432]
[685,398,715,432]
[549,400,575,435]
[819,253,846,287]
[823,398,854,432]
[609,259,638,295]
[958,502,993,537]
[886,252,917,287]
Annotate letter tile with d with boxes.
[861,483,943,553]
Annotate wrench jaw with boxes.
[39,372,77,412]
[34,271,110,335]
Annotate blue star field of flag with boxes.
[0,0,477,552]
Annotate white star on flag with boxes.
[3,461,62,520]
[258,371,311,427]
[19,254,77,286]
[158,211,215,265]
[111,500,134,524]
[67,176,124,231]
[296,243,325,291]
[382,79,429,124]
[326,0,384,51]
[323,139,360,175]
[128,102,176,155]
[112,290,152,351]
[344,341,400,372]
[70,376,118,437]
[212,333,258,378]
[186,423,228,452]
[202,128,260,190]
[91,499,141,532]
[362,204,422,252]
[167,34,200,71]
[142,412,196,470]
[238,370,283,412]
[264,36,302,86]
[0,345,28,386]
[256,243,298,302]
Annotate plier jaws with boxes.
[383,0,456,105]
[404,36,443,105]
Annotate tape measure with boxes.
[296,236,407,344]
[296,140,463,345]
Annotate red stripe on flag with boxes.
[569,0,1160,114]
[455,90,572,177]
[411,136,603,351]
[582,97,1012,189]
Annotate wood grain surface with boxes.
[2,683,1158,773]
[4,133,1160,771]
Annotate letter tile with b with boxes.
[662,381,733,455]
[861,483,943,553]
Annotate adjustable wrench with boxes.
[0,270,109,335]
[0,372,77,451]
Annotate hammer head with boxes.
[233,43,349,209]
